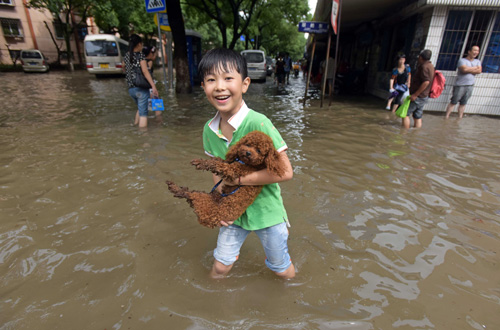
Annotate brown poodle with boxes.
[166,131,285,228]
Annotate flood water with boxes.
[1,70,499,330]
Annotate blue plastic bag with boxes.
[151,98,165,111]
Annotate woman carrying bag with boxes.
[123,34,158,128]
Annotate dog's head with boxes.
[225,131,285,176]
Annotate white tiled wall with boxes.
[424,6,500,116]
[368,5,500,116]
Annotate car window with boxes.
[243,52,264,63]
[21,51,42,59]
[85,40,119,57]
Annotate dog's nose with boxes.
[246,151,251,157]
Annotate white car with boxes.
[241,50,267,82]
[20,49,49,73]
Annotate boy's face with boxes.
[201,65,250,117]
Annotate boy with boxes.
[198,48,296,280]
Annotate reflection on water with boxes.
[1,71,499,329]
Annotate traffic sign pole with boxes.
[157,12,168,92]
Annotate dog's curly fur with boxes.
[166,131,285,228]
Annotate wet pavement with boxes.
[0,70,499,329]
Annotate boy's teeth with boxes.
[216,96,229,100]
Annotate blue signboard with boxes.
[298,21,329,34]
[145,0,166,13]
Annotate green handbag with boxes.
[395,96,411,118]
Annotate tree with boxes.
[183,0,259,49]
[183,0,309,58]
[27,0,95,71]
[166,0,192,93]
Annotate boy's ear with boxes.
[242,77,251,93]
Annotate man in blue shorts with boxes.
[403,49,435,129]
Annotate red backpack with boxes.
[429,70,445,98]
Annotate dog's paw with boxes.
[191,159,205,169]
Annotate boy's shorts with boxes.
[450,85,473,105]
[128,87,150,117]
[213,222,292,273]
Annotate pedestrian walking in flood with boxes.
[197,48,296,280]
[445,45,482,119]
[402,49,435,129]
[123,34,158,128]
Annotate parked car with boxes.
[266,56,275,76]
[20,49,49,73]
[84,34,129,76]
[241,50,267,82]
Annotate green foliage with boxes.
[91,0,157,40]
[182,0,309,59]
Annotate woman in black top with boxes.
[123,34,158,128]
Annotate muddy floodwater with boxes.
[1,71,499,330]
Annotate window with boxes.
[437,10,500,73]
[1,18,22,37]
[483,14,500,73]
[53,21,68,39]
[0,0,14,6]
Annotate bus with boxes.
[84,34,128,76]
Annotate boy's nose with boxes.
[215,79,226,90]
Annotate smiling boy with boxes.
[198,48,296,280]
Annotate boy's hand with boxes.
[220,219,235,227]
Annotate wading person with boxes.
[198,48,296,280]
[123,34,158,128]
[445,45,481,119]
[403,49,435,129]
[386,54,411,112]
[143,45,163,122]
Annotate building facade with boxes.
[312,0,500,116]
[0,0,95,65]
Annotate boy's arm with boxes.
[224,151,293,186]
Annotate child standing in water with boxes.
[198,48,296,279]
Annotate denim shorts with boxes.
[450,85,473,105]
[407,96,429,119]
[213,222,292,273]
[128,87,150,117]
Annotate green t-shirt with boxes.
[202,104,289,231]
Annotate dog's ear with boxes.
[265,148,286,177]
[225,139,243,162]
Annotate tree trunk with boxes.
[166,0,192,93]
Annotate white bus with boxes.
[84,34,129,76]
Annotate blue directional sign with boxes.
[298,21,329,34]
[145,0,166,13]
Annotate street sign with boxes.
[145,0,166,13]
[331,0,340,34]
[298,21,329,34]
[154,11,171,31]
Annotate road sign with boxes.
[298,21,329,34]
[154,11,171,31]
[145,0,166,13]
[331,0,340,34]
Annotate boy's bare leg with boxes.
[275,263,295,280]
[414,118,422,128]
[210,260,233,279]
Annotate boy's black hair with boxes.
[198,48,248,80]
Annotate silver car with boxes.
[20,49,49,73]
[241,50,267,82]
